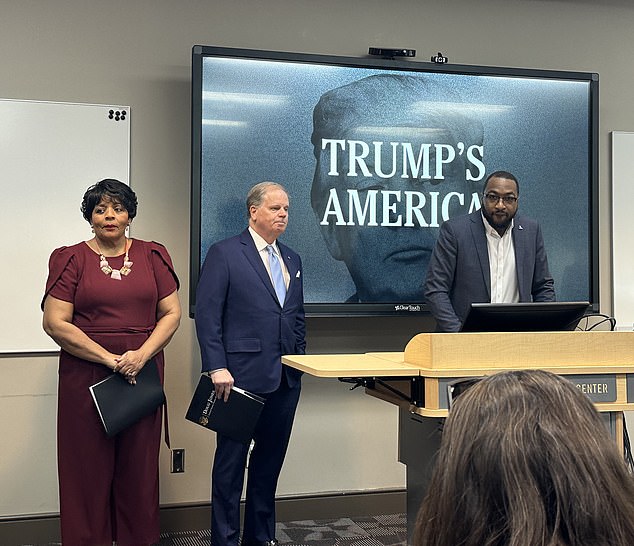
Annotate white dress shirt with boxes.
[482,214,520,303]
[248,227,290,289]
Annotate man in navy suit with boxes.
[195,182,305,546]
[424,171,555,332]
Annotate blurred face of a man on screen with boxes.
[310,74,484,302]
[481,172,519,237]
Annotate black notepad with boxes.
[185,375,265,444]
[89,358,165,437]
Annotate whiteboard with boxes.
[0,99,130,352]
[612,131,634,331]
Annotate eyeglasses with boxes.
[447,377,483,408]
[484,193,518,205]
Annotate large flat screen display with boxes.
[190,45,598,317]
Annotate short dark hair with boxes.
[80,179,138,223]
[483,170,520,195]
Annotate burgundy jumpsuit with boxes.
[43,239,178,546]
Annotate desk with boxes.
[282,331,634,541]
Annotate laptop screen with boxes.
[460,301,589,332]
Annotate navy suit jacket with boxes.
[195,229,305,393]
[423,210,555,332]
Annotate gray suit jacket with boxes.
[423,210,556,332]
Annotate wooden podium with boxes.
[282,331,634,542]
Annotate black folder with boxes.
[89,358,165,437]
[185,374,265,444]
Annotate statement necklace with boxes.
[94,238,133,280]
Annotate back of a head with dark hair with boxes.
[80,179,138,223]
[415,369,634,546]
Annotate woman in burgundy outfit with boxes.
[42,179,181,546]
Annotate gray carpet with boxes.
[157,513,407,546]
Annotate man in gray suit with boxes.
[424,170,555,332]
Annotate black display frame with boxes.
[190,45,599,318]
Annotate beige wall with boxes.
[1,0,632,518]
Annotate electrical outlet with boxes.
[171,449,185,473]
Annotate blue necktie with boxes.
[267,245,286,306]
